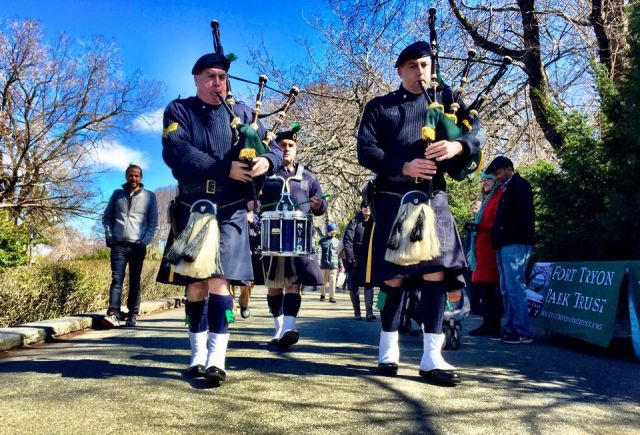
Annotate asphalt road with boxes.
[1,287,638,434]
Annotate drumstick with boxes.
[260,193,332,211]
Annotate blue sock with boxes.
[420,281,446,334]
[380,284,404,332]
[267,293,284,317]
[208,294,233,333]
[282,293,301,317]
[185,300,208,333]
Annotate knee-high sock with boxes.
[378,330,399,364]
[283,293,301,317]
[419,281,446,334]
[380,284,404,332]
[185,300,208,333]
[282,293,301,332]
[208,294,233,333]
[206,332,230,371]
[267,293,284,317]
[188,331,207,368]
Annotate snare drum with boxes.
[260,210,314,256]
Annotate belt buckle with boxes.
[206,180,216,194]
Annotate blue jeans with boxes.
[108,242,146,316]
[497,244,532,337]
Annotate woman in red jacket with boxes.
[468,172,504,337]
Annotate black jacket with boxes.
[492,173,536,249]
[342,212,372,271]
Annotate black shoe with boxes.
[278,329,299,350]
[185,364,205,378]
[469,324,500,337]
[240,306,251,319]
[354,315,363,320]
[419,369,461,386]
[329,298,336,303]
[490,331,508,341]
[320,295,325,301]
[125,314,137,327]
[376,362,399,376]
[366,314,377,321]
[204,366,227,384]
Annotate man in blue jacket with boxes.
[102,164,158,328]
[488,156,536,344]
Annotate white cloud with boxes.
[92,140,149,171]
[131,108,164,133]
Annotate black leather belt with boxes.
[178,180,224,196]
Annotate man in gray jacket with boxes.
[102,164,158,327]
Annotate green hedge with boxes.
[0,259,179,328]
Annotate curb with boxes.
[0,296,184,352]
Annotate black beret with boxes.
[276,122,301,143]
[485,156,514,174]
[394,41,432,68]
[192,52,230,74]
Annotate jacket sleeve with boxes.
[102,190,118,240]
[141,192,159,246]
[161,101,233,181]
[357,98,406,177]
[514,179,535,238]
[342,218,357,264]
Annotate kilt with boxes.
[262,255,324,287]
[156,192,254,286]
[368,188,468,290]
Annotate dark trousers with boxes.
[108,242,146,315]
[473,282,503,330]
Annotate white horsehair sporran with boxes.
[385,190,440,266]
[164,199,223,279]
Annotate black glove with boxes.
[106,237,113,248]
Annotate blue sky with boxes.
[1,0,327,221]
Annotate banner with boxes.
[528,262,626,347]
[628,263,640,360]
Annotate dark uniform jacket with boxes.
[356,84,487,287]
[260,163,327,215]
[492,173,536,249]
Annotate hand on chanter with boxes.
[425,139,463,161]
[229,161,252,182]
[402,158,437,180]
[250,157,271,177]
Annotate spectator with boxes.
[467,171,504,337]
[102,164,158,328]
[487,156,536,344]
[319,222,343,303]
[343,200,376,320]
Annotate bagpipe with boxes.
[384,8,511,267]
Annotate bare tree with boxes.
[0,19,161,226]
[446,0,628,149]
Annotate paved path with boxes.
[1,287,638,434]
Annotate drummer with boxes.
[259,123,328,350]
